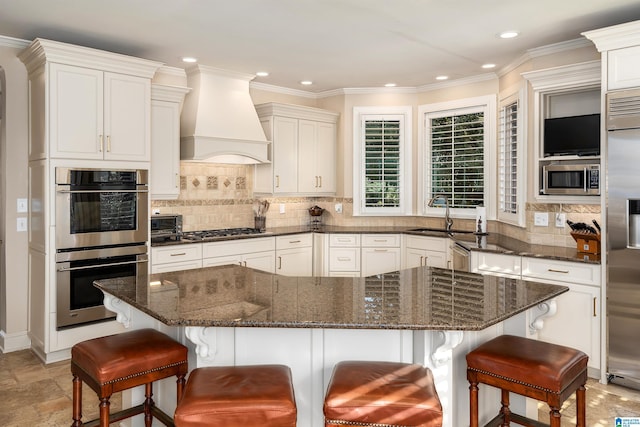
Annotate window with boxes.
[498,88,526,226]
[418,96,496,219]
[353,107,412,216]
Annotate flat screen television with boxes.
[543,113,600,157]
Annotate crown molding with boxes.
[521,60,601,91]
[583,20,640,52]
[417,73,497,92]
[0,35,30,49]
[249,81,318,99]
[151,83,191,103]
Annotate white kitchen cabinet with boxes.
[276,233,313,276]
[328,234,361,277]
[521,257,602,375]
[150,83,189,199]
[202,237,276,273]
[361,234,401,277]
[470,251,522,278]
[151,243,203,273]
[49,63,151,161]
[254,103,339,196]
[403,235,449,269]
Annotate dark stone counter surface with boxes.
[152,225,600,264]
[95,265,568,331]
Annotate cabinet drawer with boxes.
[471,252,521,278]
[404,235,448,252]
[329,247,361,271]
[521,257,601,286]
[329,234,360,247]
[203,237,275,258]
[151,259,202,274]
[151,243,202,265]
[361,234,400,248]
[276,233,313,249]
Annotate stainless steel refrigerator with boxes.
[607,88,640,390]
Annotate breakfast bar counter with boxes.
[96,265,568,427]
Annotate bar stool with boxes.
[71,328,188,427]
[466,334,588,427]
[323,361,443,427]
[174,364,297,427]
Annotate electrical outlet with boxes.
[335,203,343,214]
[279,203,285,214]
[555,213,566,228]
[534,212,549,227]
[152,208,160,215]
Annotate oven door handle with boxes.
[56,189,148,194]
[57,258,148,272]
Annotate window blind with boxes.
[499,101,518,214]
[364,120,401,208]
[430,113,484,208]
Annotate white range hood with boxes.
[180,64,270,164]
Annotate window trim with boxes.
[498,86,527,227]
[417,95,496,220]
[353,106,413,216]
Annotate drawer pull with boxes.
[374,249,387,252]
[289,240,301,244]
[373,239,387,242]
[337,257,351,261]
[337,238,351,242]
[593,297,597,317]
[170,252,187,256]
[547,268,569,274]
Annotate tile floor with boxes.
[1,348,640,426]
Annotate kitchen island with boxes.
[96,265,568,427]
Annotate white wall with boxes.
[0,37,31,352]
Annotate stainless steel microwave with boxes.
[542,163,600,196]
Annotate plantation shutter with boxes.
[499,101,518,214]
[430,112,484,208]
[364,119,401,208]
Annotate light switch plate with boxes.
[17,217,27,232]
[17,198,28,213]
[534,212,549,227]
[555,213,566,228]
[279,203,285,214]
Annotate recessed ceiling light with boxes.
[482,63,496,69]
[300,80,313,85]
[436,75,448,81]
[498,31,519,39]
[385,83,396,87]
[256,71,269,77]
[182,56,198,63]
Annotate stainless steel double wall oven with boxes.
[55,168,148,329]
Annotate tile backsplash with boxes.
[151,162,601,248]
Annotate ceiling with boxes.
[2,0,640,93]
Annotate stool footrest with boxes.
[485,412,549,427]
[80,403,175,427]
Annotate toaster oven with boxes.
[150,214,183,242]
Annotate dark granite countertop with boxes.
[95,265,568,331]
[151,225,600,264]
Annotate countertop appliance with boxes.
[151,214,183,242]
[606,88,640,390]
[542,162,600,196]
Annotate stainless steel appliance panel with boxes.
[607,91,640,389]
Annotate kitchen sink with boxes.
[408,227,475,235]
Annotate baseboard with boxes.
[0,329,31,353]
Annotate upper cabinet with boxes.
[254,103,339,196]
[583,20,640,91]
[19,38,162,163]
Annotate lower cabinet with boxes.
[202,237,276,273]
[328,234,361,277]
[361,234,401,277]
[403,235,450,269]
[276,233,313,276]
[150,243,203,273]
[470,251,521,278]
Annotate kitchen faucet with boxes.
[428,194,453,231]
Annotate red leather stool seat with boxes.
[466,335,588,427]
[174,365,297,427]
[323,361,443,427]
[71,328,188,427]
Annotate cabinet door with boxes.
[315,121,336,193]
[298,120,336,194]
[276,247,312,276]
[404,248,427,269]
[244,251,276,273]
[150,99,180,199]
[104,72,150,161]
[361,247,401,277]
[49,63,104,159]
[273,117,298,193]
[202,255,242,268]
[535,283,600,372]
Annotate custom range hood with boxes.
[180,65,270,164]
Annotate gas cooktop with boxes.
[181,227,268,241]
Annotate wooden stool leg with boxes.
[469,380,479,427]
[99,397,110,427]
[500,389,510,426]
[177,373,186,404]
[72,375,82,427]
[576,384,586,427]
[549,406,561,427]
[144,382,154,427]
